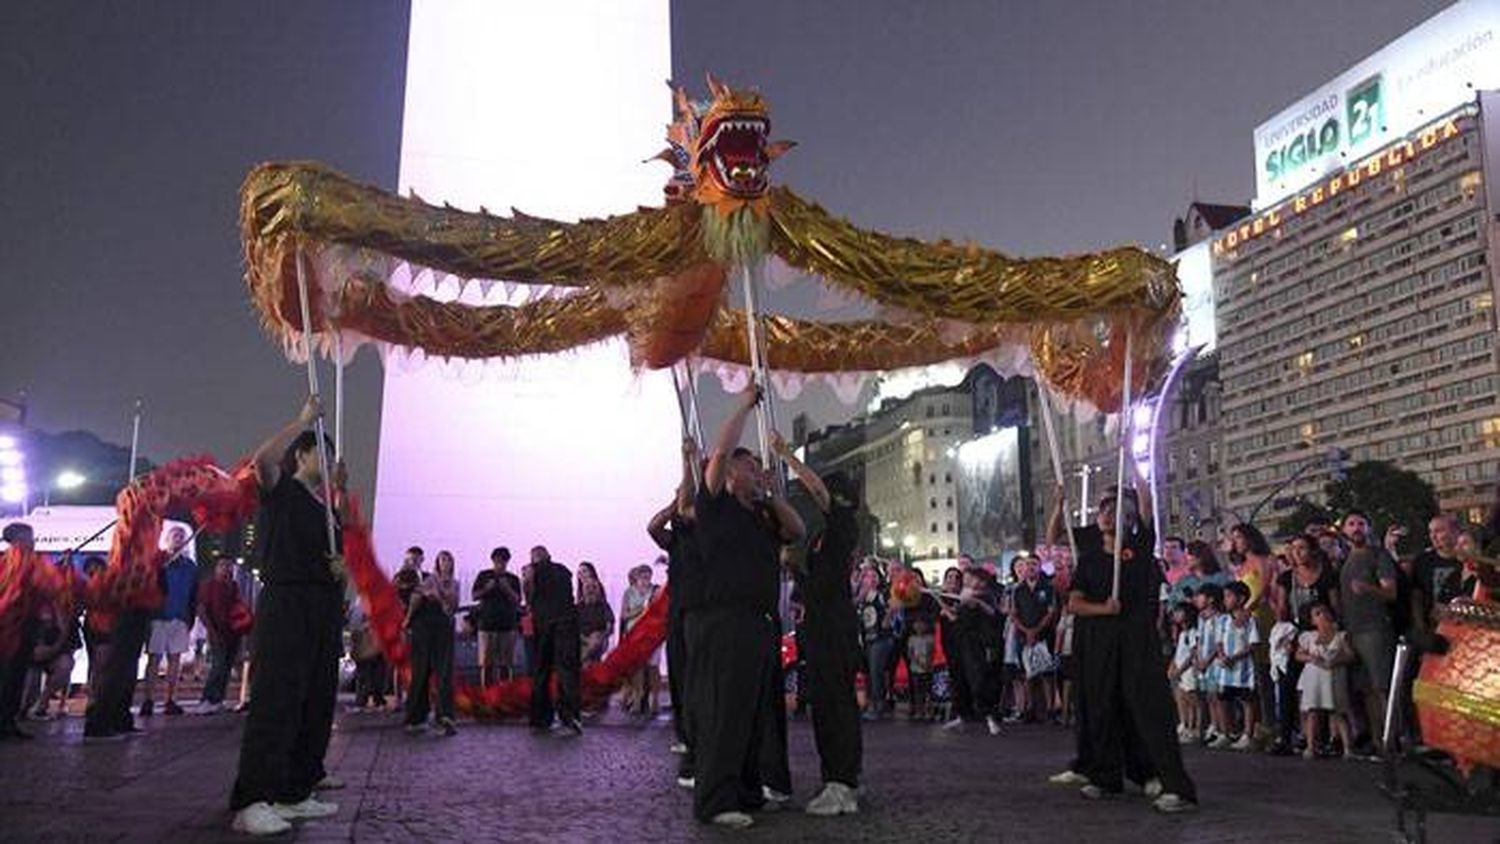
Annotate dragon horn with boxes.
[705,72,728,100]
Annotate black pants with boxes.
[405,617,455,725]
[959,632,1002,719]
[230,584,341,811]
[529,617,580,727]
[0,624,37,732]
[355,653,388,706]
[688,607,777,821]
[802,616,863,788]
[942,620,972,720]
[1277,660,1304,747]
[1077,617,1196,801]
[203,636,242,705]
[84,609,149,735]
[667,606,690,747]
[759,629,791,795]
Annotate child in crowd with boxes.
[1167,601,1200,744]
[1297,603,1356,759]
[1268,611,1300,755]
[1216,581,1261,751]
[1193,583,1227,746]
[905,570,938,721]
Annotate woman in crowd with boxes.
[1229,523,1277,739]
[1172,540,1229,607]
[618,563,660,716]
[955,566,1004,736]
[938,566,969,728]
[1271,533,1339,752]
[404,550,459,737]
[577,576,614,668]
[854,564,893,720]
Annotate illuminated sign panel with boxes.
[1253,0,1500,207]
[1173,240,1216,352]
[1217,115,1464,258]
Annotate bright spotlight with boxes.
[0,484,24,504]
[55,470,87,490]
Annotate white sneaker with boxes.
[194,701,225,716]
[1230,735,1253,752]
[315,775,345,791]
[676,776,695,789]
[1143,778,1164,799]
[940,717,965,731]
[711,811,754,829]
[986,716,1003,736]
[762,786,792,806]
[1048,770,1089,786]
[1153,793,1196,814]
[669,741,689,755]
[272,797,338,819]
[1209,734,1235,750]
[1178,728,1198,746]
[232,802,293,836]
[804,782,859,817]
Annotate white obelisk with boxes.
[374,0,679,604]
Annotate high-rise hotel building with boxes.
[1215,0,1500,527]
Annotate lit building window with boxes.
[1296,351,1315,370]
[1339,226,1358,244]
[1348,334,1364,349]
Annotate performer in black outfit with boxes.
[526,545,582,734]
[1047,480,1197,813]
[230,398,346,836]
[648,438,705,786]
[774,434,862,817]
[688,385,804,829]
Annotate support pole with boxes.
[294,250,340,557]
[333,332,346,461]
[1112,330,1136,602]
[1036,385,1081,574]
[669,362,702,495]
[128,399,143,483]
[739,262,784,495]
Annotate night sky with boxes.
[1,0,1451,501]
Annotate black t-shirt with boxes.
[1071,523,1159,625]
[801,505,858,610]
[394,568,421,608]
[1277,565,1339,631]
[530,560,577,625]
[1410,549,1464,626]
[578,600,614,637]
[666,516,706,615]
[473,569,521,632]
[256,473,340,587]
[1012,578,1058,630]
[904,593,939,633]
[693,486,782,616]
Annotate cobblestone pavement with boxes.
[2,703,1496,843]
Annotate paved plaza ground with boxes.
[2,704,1496,843]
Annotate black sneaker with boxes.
[163,701,185,716]
[561,717,583,736]
[439,718,458,737]
[138,701,154,718]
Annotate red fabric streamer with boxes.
[455,586,673,719]
[0,547,45,659]
[88,457,260,615]
[340,499,410,672]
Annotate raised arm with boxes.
[251,396,320,488]
[647,499,676,551]
[1045,483,1066,548]
[766,492,806,544]
[772,431,829,513]
[705,384,761,495]
[676,437,699,515]
[1133,468,1154,526]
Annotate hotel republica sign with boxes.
[1252,0,1500,208]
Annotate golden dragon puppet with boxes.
[240,75,1180,410]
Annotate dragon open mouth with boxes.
[701,115,770,197]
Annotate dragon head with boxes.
[653,74,794,216]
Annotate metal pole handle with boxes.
[1036,385,1081,574]
[1111,330,1135,602]
[294,250,340,557]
